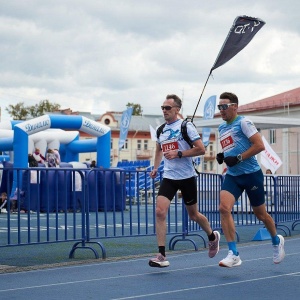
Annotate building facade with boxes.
[51,87,300,174]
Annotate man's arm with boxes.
[150,143,163,178]
[240,132,265,160]
[183,138,205,157]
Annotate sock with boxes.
[158,246,166,257]
[272,235,280,245]
[208,231,215,241]
[228,241,238,256]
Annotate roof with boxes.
[114,114,165,131]
[238,87,300,113]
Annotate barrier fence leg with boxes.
[69,176,107,259]
[169,201,206,251]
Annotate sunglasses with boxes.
[217,103,236,110]
[161,106,179,111]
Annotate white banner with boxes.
[261,136,282,173]
[149,125,157,141]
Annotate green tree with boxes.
[5,100,61,120]
[5,102,29,120]
[28,100,61,118]
[126,102,143,116]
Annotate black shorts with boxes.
[158,177,197,206]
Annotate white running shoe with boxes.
[273,235,285,264]
[149,254,170,268]
[219,250,242,268]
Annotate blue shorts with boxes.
[158,177,197,206]
[222,169,265,207]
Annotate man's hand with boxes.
[164,150,179,160]
[224,156,240,167]
[150,169,158,178]
[216,153,224,164]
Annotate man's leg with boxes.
[219,190,242,267]
[155,195,171,248]
[185,203,213,234]
[252,205,285,263]
[186,204,220,258]
[149,195,171,267]
[219,190,236,242]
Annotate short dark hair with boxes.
[220,92,239,105]
[166,94,182,108]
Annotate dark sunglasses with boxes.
[161,106,179,111]
[217,103,236,110]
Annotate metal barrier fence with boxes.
[0,167,299,259]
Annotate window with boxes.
[209,142,214,156]
[203,161,208,171]
[144,140,148,150]
[104,118,110,125]
[269,129,276,144]
[122,139,128,149]
[137,140,142,150]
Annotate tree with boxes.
[28,100,61,118]
[126,102,143,116]
[5,100,61,120]
[5,102,29,120]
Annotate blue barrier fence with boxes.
[0,167,299,259]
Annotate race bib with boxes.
[220,132,234,151]
[161,139,179,153]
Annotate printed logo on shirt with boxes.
[162,128,180,140]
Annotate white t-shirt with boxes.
[157,119,200,180]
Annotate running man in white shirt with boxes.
[149,94,220,268]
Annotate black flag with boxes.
[210,15,265,73]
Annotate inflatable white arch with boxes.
[13,114,111,169]
[6,114,111,197]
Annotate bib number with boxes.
[161,140,179,153]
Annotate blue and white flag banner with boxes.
[118,107,133,150]
[202,128,211,147]
[202,95,216,147]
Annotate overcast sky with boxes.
[0,0,299,121]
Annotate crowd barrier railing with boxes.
[0,167,299,259]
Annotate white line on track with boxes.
[111,271,300,300]
[0,251,299,294]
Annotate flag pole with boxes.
[191,71,212,122]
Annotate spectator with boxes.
[266,169,272,174]
[0,192,8,213]
[90,160,96,168]
[53,149,61,165]
[28,154,38,167]
[9,188,21,213]
[32,148,46,164]
[46,149,58,167]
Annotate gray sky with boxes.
[0,0,299,121]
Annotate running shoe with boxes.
[208,231,220,258]
[219,250,242,267]
[149,254,170,268]
[273,235,285,264]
